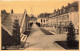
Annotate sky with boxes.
[0,0,78,17]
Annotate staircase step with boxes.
[3,21,13,23]
[8,29,13,34]
[3,25,13,34]
[2,14,23,35]
[6,27,13,29]
[2,23,13,25]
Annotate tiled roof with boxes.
[38,13,51,18]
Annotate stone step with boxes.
[3,19,21,24]
[2,21,13,34]
[3,18,14,22]
[6,18,17,21]
[3,25,13,34]
[3,22,13,24]
[3,24,13,28]
[4,24,13,28]
[2,23,13,25]
[3,24,13,26]
[6,27,13,29]
[8,29,13,34]
[1,24,12,36]
[5,17,11,20]
[2,20,12,23]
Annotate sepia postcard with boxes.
[0,0,79,51]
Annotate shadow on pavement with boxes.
[23,31,31,37]
[40,28,54,35]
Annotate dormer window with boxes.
[60,10,62,14]
[63,9,66,13]
[44,20,45,22]
[41,19,42,22]
[57,9,60,15]
[62,6,64,9]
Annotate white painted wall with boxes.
[69,12,79,29]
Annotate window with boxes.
[60,10,62,14]
[41,19,42,22]
[59,16,61,21]
[70,7,74,12]
[67,15,69,20]
[63,9,65,13]
[62,16,64,20]
[44,20,45,22]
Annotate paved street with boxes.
[24,23,65,50]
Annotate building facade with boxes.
[49,2,79,34]
[37,13,51,26]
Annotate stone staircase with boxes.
[2,14,23,34]
[2,14,13,35]
[2,13,28,48]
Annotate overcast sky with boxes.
[0,0,77,17]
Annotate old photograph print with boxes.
[0,0,79,50]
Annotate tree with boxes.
[12,19,20,45]
[67,22,77,48]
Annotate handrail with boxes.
[20,11,26,33]
[20,14,25,26]
[20,11,26,26]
